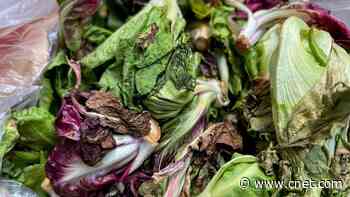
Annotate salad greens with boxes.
[199,153,274,197]
[2,0,350,196]
[1,107,56,196]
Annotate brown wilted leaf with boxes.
[195,121,243,155]
[85,91,151,137]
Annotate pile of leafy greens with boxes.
[2,0,350,196]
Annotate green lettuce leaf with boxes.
[209,5,234,43]
[12,107,56,150]
[144,79,195,120]
[1,107,55,197]
[98,62,124,98]
[189,0,214,19]
[2,151,48,197]
[254,16,350,195]
[45,50,75,98]
[81,0,185,69]
[143,46,200,120]
[248,24,281,81]
[83,25,113,45]
[135,55,169,96]
[39,78,54,110]
[17,153,47,197]
[82,0,187,107]
[199,153,274,197]
[0,120,19,168]
[270,17,332,141]
[45,50,96,99]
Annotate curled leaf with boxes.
[85,91,152,137]
[56,96,82,141]
[60,0,101,52]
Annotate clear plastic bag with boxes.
[0,1,59,195]
[0,0,59,120]
[0,0,59,98]
[0,179,38,197]
[0,0,58,28]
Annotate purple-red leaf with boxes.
[48,90,160,196]
[67,58,81,89]
[46,136,139,196]
[232,0,285,19]
[55,96,82,141]
[60,0,101,52]
[232,1,350,50]
[245,0,284,12]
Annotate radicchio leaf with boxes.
[79,117,116,165]
[301,3,350,49]
[199,52,219,78]
[67,58,82,89]
[80,117,109,144]
[45,136,139,197]
[230,1,350,50]
[47,89,161,196]
[245,0,284,12]
[232,0,285,19]
[55,96,82,141]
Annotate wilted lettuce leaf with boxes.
[12,107,56,150]
[210,5,234,43]
[0,120,19,167]
[275,43,350,144]
[38,78,54,110]
[1,107,56,197]
[252,16,350,195]
[17,153,48,197]
[199,153,274,197]
[135,55,169,96]
[81,1,185,69]
[189,0,215,19]
[44,50,75,98]
[60,0,101,52]
[82,0,186,107]
[143,46,200,120]
[98,63,124,98]
[264,17,331,142]
[82,25,112,45]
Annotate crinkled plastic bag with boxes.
[0,0,59,124]
[0,0,59,96]
[0,179,38,197]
